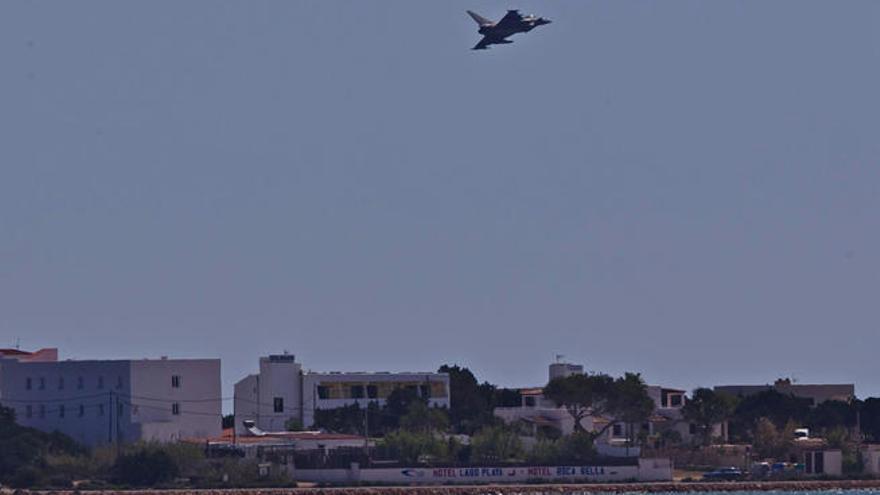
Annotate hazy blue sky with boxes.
[2,1,879,407]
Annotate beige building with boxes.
[715,379,854,406]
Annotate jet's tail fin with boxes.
[467,10,493,26]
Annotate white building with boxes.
[0,351,221,447]
[549,362,584,381]
[234,354,450,435]
[494,363,726,452]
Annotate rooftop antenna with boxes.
[555,354,564,363]
[15,337,20,350]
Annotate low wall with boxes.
[294,458,671,484]
[27,479,880,495]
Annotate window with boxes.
[117,402,123,415]
[39,405,45,418]
[612,423,624,437]
[116,376,123,389]
[524,396,537,407]
[25,405,32,418]
[689,423,697,435]
[58,377,65,390]
[98,404,105,416]
[77,376,84,390]
[171,375,181,388]
[26,377,32,390]
[669,394,683,407]
[274,397,284,413]
[38,377,45,390]
[350,386,364,399]
[317,386,329,400]
[172,403,180,415]
[419,385,430,398]
[97,376,104,389]
[132,405,139,415]
[79,404,85,417]
[59,405,65,418]
[366,385,378,399]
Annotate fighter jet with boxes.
[467,9,551,50]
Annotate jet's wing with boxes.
[495,10,524,29]
[472,36,512,50]
[472,36,495,50]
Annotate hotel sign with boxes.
[402,465,614,480]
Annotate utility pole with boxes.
[363,401,370,463]
[115,394,121,458]
[108,390,113,446]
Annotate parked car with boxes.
[703,467,745,481]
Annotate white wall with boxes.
[233,374,259,436]
[129,359,222,442]
[295,458,672,484]
[862,447,880,476]
[0,357,220,446]
[257,355,302,432]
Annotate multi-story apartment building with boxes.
[0,351,221,447]
[234,353,450,434]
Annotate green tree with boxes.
[439,364,491,433]
[543,372,654,448]
[382,387,422,431]
[733,390,811,428]
[543,373,614,432]
[0,405,85,487]
[526,437,561,465]
[752,417,796,459]
[859,398,880,442]
[557,430,598,463]
[438,364,521,434]
[469,424,524,463]
[606,373,655,445]
[399,401,449,434]
[379,430,452,465]
[807,400,856,434]
[313,402,384,435]
[681,388,735,445]
[824,426,849,449]
[728,390,811,442]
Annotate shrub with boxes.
[112,448,179,486]
[469,424,523,463]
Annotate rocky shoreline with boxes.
[14,479,880,495]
